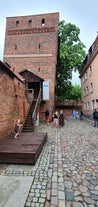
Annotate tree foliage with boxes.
[57,83,81,101]
[70,84,82,101]
[57,20,86,100]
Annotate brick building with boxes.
[3,12,59,121]
[0,61,29,139]
[80,35,98,119]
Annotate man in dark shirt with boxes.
[93,109,98,127]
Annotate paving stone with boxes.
[90,190,98,195]
[58,182,64,191]
[74,196,83,202]
[58,199,65,207]
[52,182,58,189]
[51,188,58,196]
[84,196,95,204]
[79,185,88,193]
[51,196,58,205]
[91,194,98,201]
[64,180,73,189]
[39,197,45,203]
[30,203,35,207]
[58,191,65,199]
[73,202,84,207]
[65,191,74,201]
[46,189,51,201]
[65,202,72,207]
[1,118,98,207]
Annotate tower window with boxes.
[39,44,40,49]
[15,44,17,50]
[41,18,45,26]
[89,66,92,76]
[18,82,20,89]
[28,20,32,26]
[16,20,19,27]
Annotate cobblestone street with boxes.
[0,117,98,207]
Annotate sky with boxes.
[0,0,98,85]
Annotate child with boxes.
[14,119,22,139]
[53,111,59,126]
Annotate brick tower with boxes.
[3,12,59,120]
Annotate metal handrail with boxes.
[32,88,41,126]
[21,88,42,132]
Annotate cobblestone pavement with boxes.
[0,117,98,207]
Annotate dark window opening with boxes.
[41,18,45,26]
[28,20,32,26]
[38,67,40,72]
[39,44,40,49]
[14,84,16,93]
[15,44,17,50]
[18,82,20,89]
[16,20,19,27]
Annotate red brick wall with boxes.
[56,100,82,117]
[3,13,59,120]
[13,77,29,124]
[0,70,15,139]
[0,66,29,140]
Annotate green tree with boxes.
[57,20,86,100]
[70,84,82,101]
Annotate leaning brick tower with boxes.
[3,12,59,118]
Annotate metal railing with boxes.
[21,88,42,132]
[32,88,41,127]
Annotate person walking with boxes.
[80,110,83,120]
[72,110,77,120]
[59,110,65,127]
[53,110,59,127]
[93,109,98,127]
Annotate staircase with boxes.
[22,88,41,132]
[22,101,35,132]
